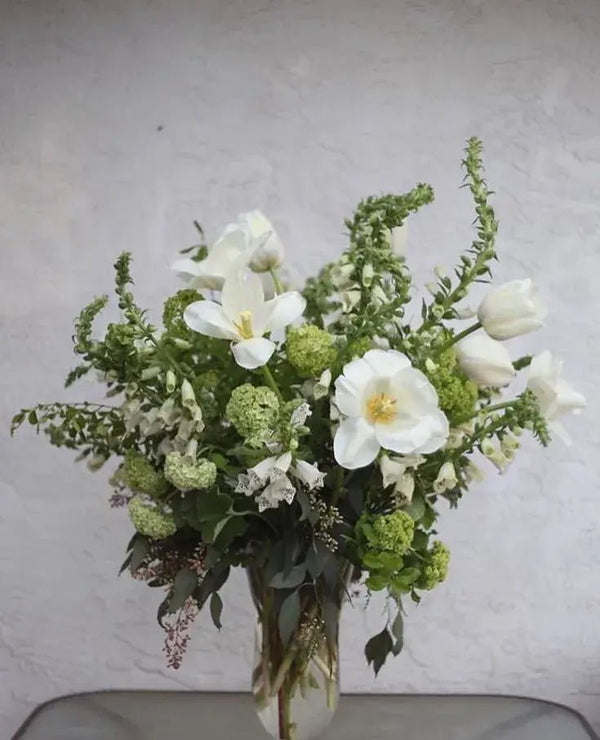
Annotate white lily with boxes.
[183,268,306,369]
[527,350,586,444]
[171,210,284,289]
[333,349,449,470]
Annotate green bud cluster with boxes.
[128,497,176,539]
[162,289,202,337]
[346,336,372,359]
[371,510,415,555]
[417,541,450,590]
[427,349,478,423]
[164,452,217,491]
[122,451,168,497]
[105,323,137,348]
[225,384,279,442]
[286,325,337,378]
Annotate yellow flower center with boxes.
[365,392,397,425]
[235,311,254,339]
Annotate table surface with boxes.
[12,691,599,740]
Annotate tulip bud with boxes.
[241,211,285,272]
[478,278,547,340]
[455,333,516,387]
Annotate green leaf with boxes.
[130,536,150,573]
[278,591,300,646]
[169,568,198,613]
[209,592,223,630]
[157,598,170,627]
[10,412,25,435]
[270,563,306,590]
[196,491,232,522]
[365,627,393,676]
[365,574,388,591]
[404,495,425,521]
[306,540,330,579]
[391,609,404,656]
[322,597,339,646]
[211,516,247,550]
[27,409,38,425]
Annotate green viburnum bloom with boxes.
[128,497,176,539]
[346,336,372,359]
[286,325,337,378]
[122,451,168,497]
[371,510,415,555]
[418,541,450,590]
[162,289,202,336]
[225,384,279,441]
[426,349,478,423]
[164,452,217,491]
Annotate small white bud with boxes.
[166,370,177,394]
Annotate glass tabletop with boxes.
[12,691,598,740]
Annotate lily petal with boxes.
[333,417,380,469]
[232,337,276,369]
[263,291,306,333]
[184,300,238,340]
[221,268,266,323]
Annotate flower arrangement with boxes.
[12,139,585,738]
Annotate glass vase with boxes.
[247,564,350,740]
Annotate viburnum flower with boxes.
[171,210,284,289]
[184,268,306,369]
[333,349,449,469]
[478,278,547,340]
[527,350,586,444]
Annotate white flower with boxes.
[527,350,586,444]
[455,333,516,387]
[478,278,547,340]
[184,268,305,369]
[379,454,424,503]
[332,349,449,470]
[433,462,458,493]
[387,223,408,256]
[481,438,511,473]
[293,460,325,491]
[314,369,332,400]
[171,210,284,289]
[290,402,311,427]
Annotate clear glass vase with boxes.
[247,565,349,740]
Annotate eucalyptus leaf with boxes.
[169,568,198,613]
[391,610,404,656]
[270,563,306,590]
[209,592,223,630]
[365,627,393,676]
[278,591,300,646]
[130,536,150,573]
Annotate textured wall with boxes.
[1,0,599,735]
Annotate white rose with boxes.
[527,350,586,444]
[478,278,547,340]
[455,333,516,387]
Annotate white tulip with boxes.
[171,210,285,289]
[332,349,449,470]
[455,333,516,387]
[478,278,547,340]
[527,350,586,444]
[183,268,305,369]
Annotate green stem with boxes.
[437,321,482,354]
[262,365,284,402]
[270,268,285,295]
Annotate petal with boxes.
[375,409,449,455]
[333,417,380,469]
[262,291,306,333]
[221,268,266,323]
[232,337,275,369]
[184,300,238,340]
[334,376,363,417]
[362,349,411,379]
[203,224,250,274]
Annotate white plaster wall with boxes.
[1,0,599,735]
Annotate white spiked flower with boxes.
[293,460,325,491]
[184,268,305,369]
[333,349,449,470]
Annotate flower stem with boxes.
[270,268,285,295]
[262,365,284,402]
[437,321,481,354]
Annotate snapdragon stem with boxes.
[262,365,284,402]
[437,321,481,354]
[270,268,285,295]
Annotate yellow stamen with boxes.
[235,310,254,339]
[366,393,397,425]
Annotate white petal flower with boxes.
[257,474,296,511]
[379,454,422,503]
[313,369,332,400]
[290,402,311,427]
[481,438,511,473]
[527,350,586,444]
[478,278,547,340]
[240,210,285,272]
[293,460,325,491]
[433,461,458,493]
[184,268,306,369]
[387,223,408,256]
[455,333,516,387]
[332,349,449,470]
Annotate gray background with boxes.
[1,0,599,736]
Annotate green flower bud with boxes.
[426,349,478,424]
[162,289,202,337]
[122,451,168,497]
[346,336,372,359]
[371,510,415,556]
[164,452,217,491]
[225,384,279,440]
[418,541,450,590]
[286,325,337,378]
[128,497,176,539]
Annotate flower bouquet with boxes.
[12,139,585,740]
